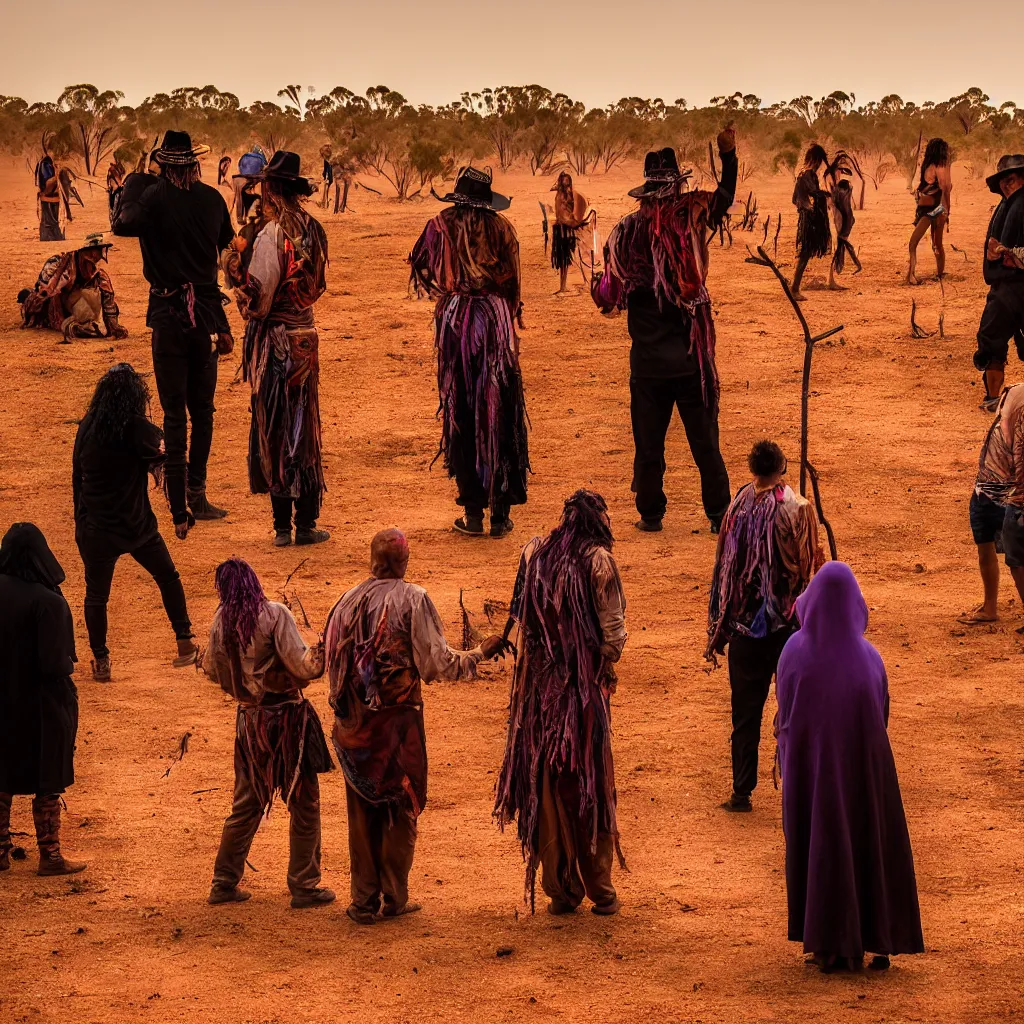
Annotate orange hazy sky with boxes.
[4,0,1018,109]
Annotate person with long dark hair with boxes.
[790,145,832,300]
[494,489,628,915]
[409,167,529,538]
[907,138,952,286]
[824,152,863,290]
[203,558,335,908]
[222,151,329,546]
[550,171,588,295]
[73,363,196,681]
[112,130,236,535]
[0,523,86,876]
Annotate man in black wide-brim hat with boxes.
[112,130,236,538]
[593,127,738,535]
[409,167,529,538]
[974,154,1024,406]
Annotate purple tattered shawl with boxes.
[775,562,924,959]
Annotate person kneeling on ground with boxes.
[706,440,821,813]
[73,364,198,681]
[0,523,87,877]
[18,233,128,343]
[204,558,335,908]
[325,529,505,924]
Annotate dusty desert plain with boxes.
[0,152,1022,1024]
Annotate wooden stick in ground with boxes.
[748,245,842,560]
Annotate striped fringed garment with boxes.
[20,252,77,330]
[597,191,721,409]
[494,539,625,910]
[235,698,334,813]
[409,206,529,508]
[705,483,790,662]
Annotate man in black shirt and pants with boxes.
[974,154,1024,410]
[112,130,235,536]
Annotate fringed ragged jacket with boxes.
[203,601,332,812]
[793,169,833,261]
[325,577,483,814]
[409,206,530,508]
[494,536,628,909]
[976,383,1024,506]
[593,186,728,410]
[20,252,119,334]
[225,209,329,500]
[705,483,820,661]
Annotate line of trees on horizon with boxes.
[3,84,1022,201]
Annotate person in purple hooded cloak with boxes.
[775,561,925,973]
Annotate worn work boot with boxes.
[33,795,87,876]
[453,514,485,537]
[490,517,514,539]
[635,517,663,533]
[208,884,252,905]
[273,530,292,547]
[346,904,377,925]
[591,897,621,916]
[290,886,336,909]
[172,638,199,669]
[720,793,752,813]
[295,527,330,546]
[187,488,228,520]
[91,656,112,682]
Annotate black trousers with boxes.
[151,323,218,522]
[271,489,321,532]
[630,374,731,523]
[973,285,1024,371]
[77,528,192,657]
[727,630,792,798]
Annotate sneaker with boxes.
[453,516,485,536]
[635,517,663,533]
[273,530,292,547]
[295,527,330,546]
[208,884,252,905]
[720,793,752,813]
[91,656,111,682]
[490,517,514,538]
[290,886,336,909]
[187,490,228,520]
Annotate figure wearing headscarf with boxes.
[494,490,627,915]
[776,562,925,972]
[325,529,504,924]
[592,128,737,533]
[706,441,820,812]
[17,234,128,342]
[409,167,530,538]
[202,558,335,908]
[222,151,330,546]
[0,524,86,876]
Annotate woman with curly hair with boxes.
[73,363,196,681]
[907,138,952,286]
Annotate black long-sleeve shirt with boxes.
[112,172,234,329]
[984,187,1024,288]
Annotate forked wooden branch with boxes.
[747,245,842,560]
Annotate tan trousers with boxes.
[211,745,322,896]
[345,782,417,915]
[538,767,617,910]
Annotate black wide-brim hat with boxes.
[437,166,511,212]
[257,150,314,196]
[154,130,210,166]
[987,154,1024,195]
[628,146,693,199]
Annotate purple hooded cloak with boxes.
[776,562,924,960]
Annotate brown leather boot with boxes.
[33,795,87,876]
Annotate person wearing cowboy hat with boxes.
[221,151,330,547]
[17,233,128,343]
[112,130,237,538]
[409,166,529,538]
[592,127,737,535]
[974,154,1024,410]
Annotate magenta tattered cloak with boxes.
[593,190,721,408]
[494,530,627,909]
[409,206,530,509]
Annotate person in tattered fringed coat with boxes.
[494,490,628,915]
[409,167,529,538]
[223,151,329,547]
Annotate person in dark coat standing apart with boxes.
[112,130,236,537]
[0,523,86,876]
[73,364,198,682]
[775,562,925,973]
[592,127,736,533]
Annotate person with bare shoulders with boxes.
[907,138,952,285]
[825,153,862,291]
[790,145,832,301]
[551,171,588,295]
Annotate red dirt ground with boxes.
[0,153,1021,1023]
